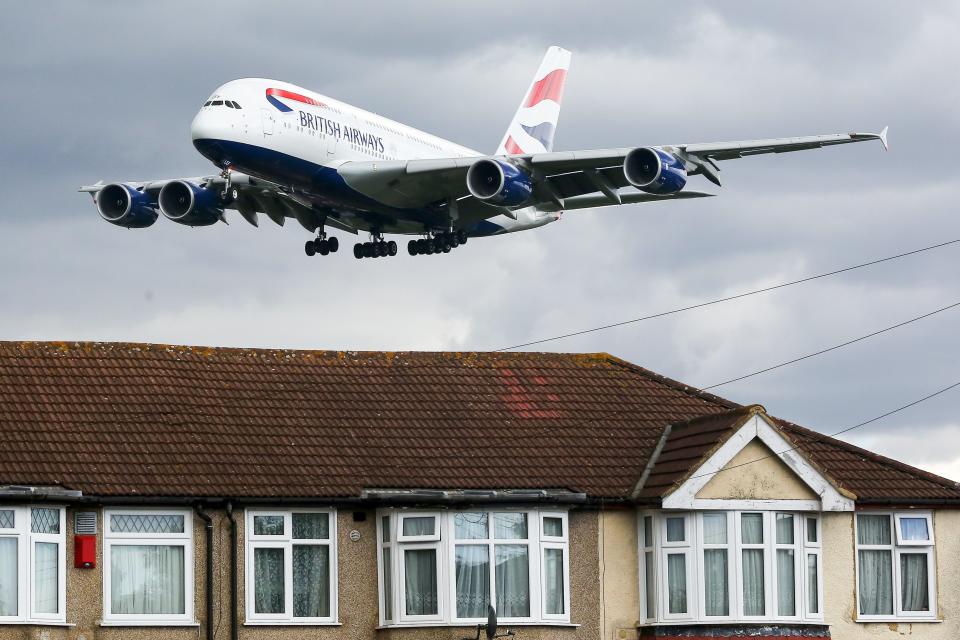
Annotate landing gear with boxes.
[353,232,398,260]
[408,231,468,257]
[304,232,339,258]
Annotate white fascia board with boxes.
[661,414,854,512]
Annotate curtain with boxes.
[455,513,488,540]
[857,515,891,545]
[495,544,529,617]
[455,545,489,618]
[0,538,16,616]
[402,517,435,537]
[742,549,765,615]
[382,548,392,620]
[544,548,564,615]
[254,547,285,614]
[543,517,563,538]
[111,544,185,615]
[776,514,794,544]
[293,545,329,617]
[34,542,58,614]
[776,549,795,616]
[741,514,763,544]
[644,551,655,618]
[858,550,893,615]
[900,518,929,541]
[900,554,929,611]
[253,516,284,537]
[293,513,329,540]
[703,549,728,616]
[807,554,819,614]
[667,553,687,614]
[703,513,726,545]
[404,548,438,615]
[665,518,685,542]
[493,514,527,540]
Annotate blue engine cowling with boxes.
[158,180,223,226]
[96,183,159,228]
[466,159,534,207]
[623,147,687,195]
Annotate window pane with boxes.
[382,547,392,620]
[643,516,653,548]
[495,544,530,617]
[293,513,329,540]
[0,538,17,616]
[858,549,893,615]
[404,549,438,615]
[254,547,285,614]
[703,549,728,616]
[111,514,184,534]
[34,542,58,614]
[543,517,563,538]
[0,510,13,529]
[807,554,819,614]
[293,545,330,617]
[455,513,488,540]
[900,518,930,542]
[667,553,687,614]
[742,549,765,615]
[32,509,60,535]
[776,549,796,616]
[644,551,655,618]
[857,515,891,545]
[493,513,528,540]
[253,515,285,537]
[402,516,435,538]
[900,554,929,611]
[741,513,763,544]
[703,513,727,545]
[381,516,390,543]
[775,514,794,545]
[111,545,185,614]
[455,545,489,618]
[806,518,818,544]
[665,517,685,542]
[544,548,565,615]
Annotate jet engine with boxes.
[466,159,534,207]
[623,147,687,195]
[96,183,159,228]
[158,180,223,226]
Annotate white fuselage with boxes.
[189,79,557,236]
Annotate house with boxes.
[0,341,957,640]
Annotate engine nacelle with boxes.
[96,183,158,228]
[466,159,534,207]
[158,180,223,226]
[623,147,687,195]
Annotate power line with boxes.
[686,378,960,482]
[700,300,960,391]
[490,238,960,352]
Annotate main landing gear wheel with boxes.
[304,240,316,257]
[304,235,339,258]
[408,231,469,256]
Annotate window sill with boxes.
[0,621,74,627]
[855,617,941,624]
[99,620,200,627]
[638,620,829,627]
[378,621,578,629]
[244,621,341,626]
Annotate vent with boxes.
[75,511,97,535]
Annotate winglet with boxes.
[879,126,889,151]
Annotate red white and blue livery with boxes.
[81,47,888,259]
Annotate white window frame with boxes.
[0,506,67,625]
[244,508,337,625]
[639,510,821,626]
[854,511,937,622]
[894,513,934,546]
[639,514,656,622]
[396,512,441,543]
[376,508,570,628]
[102,508,195,626]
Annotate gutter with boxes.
[194,505,214,640]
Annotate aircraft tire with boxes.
[388,241,398,256]
[425,240,435,255]
[442,243,451,254]
[327,237,339,253]
[457,230,468,244]
[353,243,363,259]
[416,239,427,254]
[363,243,375,258]
[376,241,387,257]
[305,240,316,257]
[317,240,330,256]
[408,240,418,256]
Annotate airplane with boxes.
[80,46,888,260]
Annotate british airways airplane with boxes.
[81,47,888,260]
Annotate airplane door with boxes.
[260,108,274,136]
[326,132,337,155]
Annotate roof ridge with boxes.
[600,354,742,411]
[777,418,960,491]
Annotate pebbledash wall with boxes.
[0,507,602,640]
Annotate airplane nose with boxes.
[191,110,228,166]
[191,109,216,142]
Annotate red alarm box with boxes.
[74,535,96,568]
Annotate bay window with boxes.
[0,506,66,623]
[103,509,194,624]
[378,509,570,626]
[855,512,935,621]
[245,509,337,624]
[639,510,821,624]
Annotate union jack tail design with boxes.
[495,46,571,156]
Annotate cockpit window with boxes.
[203,101,211,107]
[211,100,224,106]
[230,101,242,109]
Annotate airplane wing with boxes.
[337,128,888,212]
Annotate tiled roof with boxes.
[0,341,956,503]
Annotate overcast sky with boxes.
[1,1,958,479]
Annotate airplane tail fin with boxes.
[495,46,571,155]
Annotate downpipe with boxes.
[194,505,214,640]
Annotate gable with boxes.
[695,438,819,501]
